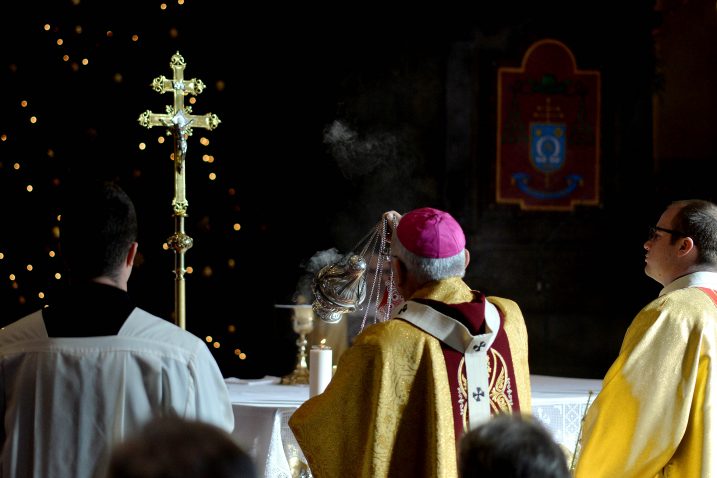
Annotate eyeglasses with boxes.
[647,225,687,241]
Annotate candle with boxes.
[309,344,333,397]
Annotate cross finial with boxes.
[137,52,220,330]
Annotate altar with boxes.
[226,374,602,478]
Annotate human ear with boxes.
[126,242,138,267]
[392,256,406,287]
[677,236,695,257]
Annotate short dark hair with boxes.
[459,414,570,478]
[670,199,717,265]
[107,416,256,478]
[60,180,138,282]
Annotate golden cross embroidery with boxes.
[137,51,220,330]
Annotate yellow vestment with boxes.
[575,287,717,478]
[288,277,530,478]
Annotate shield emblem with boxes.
[496,39,601,211]
[531,123,566,173]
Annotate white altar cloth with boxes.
[227,377,307,478]
[530,374,602,459]
[227,374,602,478]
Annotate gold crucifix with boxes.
[138,51,221,330]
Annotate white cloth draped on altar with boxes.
[227,374,602,478]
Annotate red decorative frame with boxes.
[496,39,601,211]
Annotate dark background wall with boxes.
[1,0,715,379]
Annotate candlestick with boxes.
[276,304,314,385]
[309,345,333,397]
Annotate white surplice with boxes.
[0,308,234,478]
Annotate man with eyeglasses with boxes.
[575,199,717,478]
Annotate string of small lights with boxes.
[0,0,253,371]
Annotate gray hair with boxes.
[392,234,466,283]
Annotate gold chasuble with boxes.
[575,286,717,478]
[289,277,531,478]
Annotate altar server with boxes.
[0,180,234,478]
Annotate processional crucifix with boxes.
[138,51,221,330]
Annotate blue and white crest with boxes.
[530,123,566,173]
